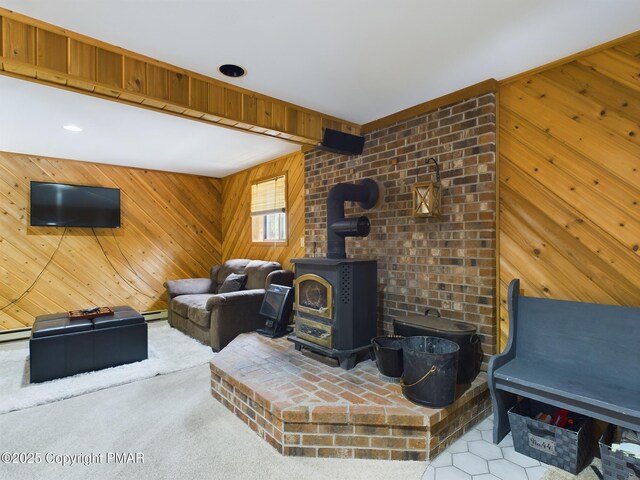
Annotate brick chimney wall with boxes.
[303,93,497,359]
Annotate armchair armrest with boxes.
[164,278,212,299]
[206,289,266,309]
[207,289,267,351]
[265,269,294,288]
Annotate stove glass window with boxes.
[294,274,332,319]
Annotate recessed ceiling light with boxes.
[219,64,246,78]
[63,124,83,132]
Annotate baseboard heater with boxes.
[142,309,168,322]
[0,327,31,343]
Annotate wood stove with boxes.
[288,178,380,370]
[289,258,377,369]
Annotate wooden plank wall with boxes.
[498,33,640,350]
[221,151,304,271]
[0,151,222,331]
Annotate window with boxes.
[251,174,287,243]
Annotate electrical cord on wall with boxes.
[0,227,67,313]
[92,228,155,300]
[110,229,158,294]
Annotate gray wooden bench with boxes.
[488,279,640,443]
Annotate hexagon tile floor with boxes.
[421,415,550,480]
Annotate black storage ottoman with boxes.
[508,398,592,474]
[30,306,148,383]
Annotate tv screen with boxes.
[30,181,121,228]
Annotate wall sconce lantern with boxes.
[412,157,441,217]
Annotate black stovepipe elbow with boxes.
[326,179,379,259]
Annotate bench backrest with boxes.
[509,280,640,388]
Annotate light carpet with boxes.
[0,322,213,414]
[0,363,427,480]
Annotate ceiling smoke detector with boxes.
[218,64,246,78]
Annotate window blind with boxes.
[250,175,286,216]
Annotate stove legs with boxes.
[288,334,369,370]
[338,355,357,370]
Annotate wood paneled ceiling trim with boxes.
[0,8,359,147]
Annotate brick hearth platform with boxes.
[210,333,490,461]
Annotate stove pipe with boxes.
[326,179,379,259]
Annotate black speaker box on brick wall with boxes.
[320,128,365,155]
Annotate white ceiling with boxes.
[1,0,639,176]
[0,75,300,177]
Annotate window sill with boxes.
[251,240,289,246]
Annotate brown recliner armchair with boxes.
[164,259,293,351]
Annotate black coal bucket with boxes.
[370,336,405,379]
[401,336,459,408]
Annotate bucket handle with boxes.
[399,365,437,388]
[424,308,441,317]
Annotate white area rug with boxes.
[0,323,214,414]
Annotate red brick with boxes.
[408,437,427,449]
[391,450,427,461]
[371,436,408,449]
[355,425,391,436]
[281,406,309,423]
[302,434,334,447]
[354,448,391,460]
[385,407,428,427]
[318,448,354,459]
[283,446,317,457]
[283,422,318,433]
[335,435,370,447]
[315,391,340,403]
[310,405,348,424]
[348,405,386,425]
[300,372,323,383]
[359,392,394,406]
[317,380,343,394]
[338,391,367,404]
[283,433,300,445]
[264,433,282,452]
[318,424,354,434]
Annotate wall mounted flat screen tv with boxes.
[30,181,121,228]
